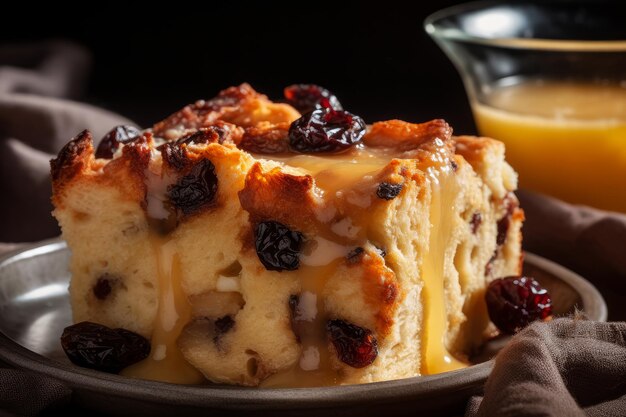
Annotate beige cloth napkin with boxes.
[1,40,625,417]
[0,41,132,243]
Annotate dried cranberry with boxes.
[284,84,343,113]
[168,159,218,215]
[61,321,150,373]
[327,319,378,368]
[376,182,403,200]
[95,125,141,159]
[288,108,366,153]
[254,221,304,271]
[486,276,552,334]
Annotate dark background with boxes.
[0,1,475,133]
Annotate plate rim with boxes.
[0,239,607,409]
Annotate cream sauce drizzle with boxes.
[262,145,391,198]
[121,223,204,383]
[419,161,467,374]
[260,242,346,388]
[122,138,468,385]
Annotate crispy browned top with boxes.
[50,130,93,184]
[364,119,453,151]
[50,84,500,232]
[50,83,517,356]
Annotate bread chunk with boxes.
[51,84,522,386]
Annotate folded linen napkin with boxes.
[1,40,625,417]
[0,40,132,243]
[466,318,626,417]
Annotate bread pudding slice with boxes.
[51,84,523,386]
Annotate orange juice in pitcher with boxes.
[426,2,626,212]
[473,79,626,212]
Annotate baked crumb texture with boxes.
[51,84,523,386]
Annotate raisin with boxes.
[254,221,304,271]
[496,194,518,246]
[95,125,141,159]
[451,160,459,172]
[470,212,482,234]
[160,141,189,171]
[327,319,378,368]
[346,247,365,264]
[288,108,366,153]
[214,316,235,335]
[160,129,223,171]
[176,127,224,146]
[284,84,343,113]
[375,246,387,258]
[93,274,115,300]
[61,321,150,373]
[288,295,299,313]
[168,159,218,215]
[376,182,403,200]
[486,276,552,334]
[496,216,510,246]
[213,316,235,343]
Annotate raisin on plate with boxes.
[61,321,150,373]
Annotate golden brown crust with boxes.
[364,119,453,151]
[453,135,501,164]
[152,84,261,136]
[152,84,300,136]
[50,129,93,187]
[238,162,320,231]
[239,121,290,154]
[354,251,400,337]
[101,133,152,206]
